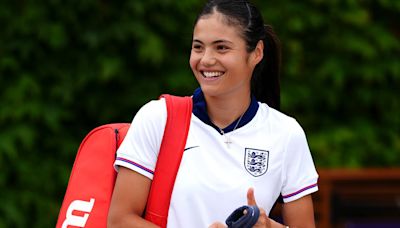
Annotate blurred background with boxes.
[0,0,399,227]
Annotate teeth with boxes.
[203,71,223,78]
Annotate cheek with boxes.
[189,52,199,71]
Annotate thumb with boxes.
[247,187,257,206]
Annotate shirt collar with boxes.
[192,87,259,134]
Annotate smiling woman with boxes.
[190,10,262,127]
[107,0,319,228]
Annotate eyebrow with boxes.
[193,39,233,45]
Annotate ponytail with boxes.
[251,25,281,111]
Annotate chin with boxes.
[199,85,224,98]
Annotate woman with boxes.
[108,0,318,227]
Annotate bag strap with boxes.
[144,94,192,228]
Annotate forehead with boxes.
[193,12,244,42]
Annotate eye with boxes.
[192,43,203,52]
[217,45,230,52]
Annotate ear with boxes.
[250,40,264,66]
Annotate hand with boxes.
[247,188,287,228]
[246,187,271,228]
[209,188,285,228]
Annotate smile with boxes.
[201,71,225,78]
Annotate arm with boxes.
[281,195,315,228]
[107,167,159,228]
[279,120,318,227]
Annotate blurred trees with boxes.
[0,0,399,227]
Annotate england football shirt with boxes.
[114,88,319,227]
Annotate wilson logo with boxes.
[62,198,95,228]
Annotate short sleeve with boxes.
[113,98,167,180]
[281,120,319,203]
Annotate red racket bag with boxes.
[56,95,192,228]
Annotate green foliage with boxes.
[0,0,399,226]
[262,0,400,168]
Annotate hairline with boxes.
[196,7,252,52]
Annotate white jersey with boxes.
[114,89,318,228]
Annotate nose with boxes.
[200,48,217,66]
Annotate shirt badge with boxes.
[244,148,269,177]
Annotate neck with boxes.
[205,92,251,129]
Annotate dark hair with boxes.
[194,0,281,110]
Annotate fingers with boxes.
[247,187,257,206]
[246,188,274,228]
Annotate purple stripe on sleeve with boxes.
[116,157,154,175]
[282,183,318,199]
